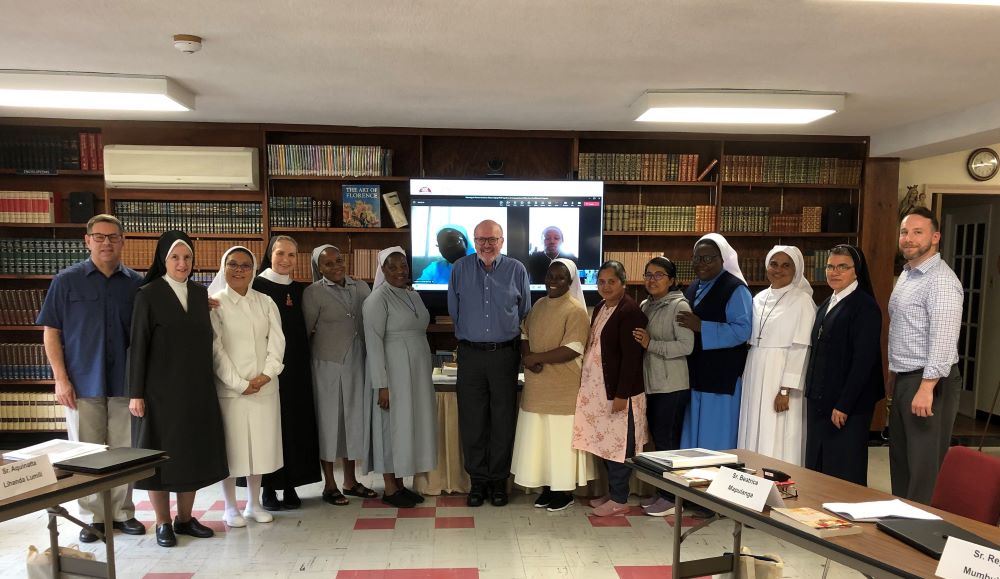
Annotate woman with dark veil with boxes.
[804,244,885,485]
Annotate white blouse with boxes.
[164,275,189,312]
[210,285,286,398]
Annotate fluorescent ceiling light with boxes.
[0,71,194,111]
[632,90,845,125]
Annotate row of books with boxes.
[0,131,103,172]
[578,153,704,182]
[348,249,381,281]
[720,206,771,233]
[0,289,46,325]
[112,201,263,234]
[0,343,51,380]
[0,392,66,432]
[0,191,55,223]
[120,239,266,273]
[804,250,832,283]
[721,155,862,185]
[269,196,336,228]
[604,205,716,232]
[266,144,393,177]
[0,239,88,275]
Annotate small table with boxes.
[629,449,1000,579]
[0,457,166,579]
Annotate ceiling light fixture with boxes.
[632,90,845,125]
[0,71,195,112]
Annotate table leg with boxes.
[102,489,116,579]
[731,520,743,579]
[673,496,683,571]
[48,511,60,578]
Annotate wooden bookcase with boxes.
[0,118,897,440]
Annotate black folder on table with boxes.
[54,447,166,474]
[876,518,1000,559]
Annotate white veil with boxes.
[694,233,746,285]
[552,258,585,306]
[766,245,812,296]
[208,246,257,296]
[373,245,406,289]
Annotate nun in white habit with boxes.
[208,246,286,527]
[737,245,816,465]
[362,246,437,508]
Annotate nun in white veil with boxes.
[737,245,816,465]
[510,258,595,510]
[362,246,437,508]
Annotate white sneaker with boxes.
[224,510,246,528]
[243,506,274,523]
[643,497,676,517]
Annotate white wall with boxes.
[898,141,1000,201]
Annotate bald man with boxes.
[527,226,578,284]
[447,220,531,507]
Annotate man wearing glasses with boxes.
[448,219,531,507]
[37,214,146,542]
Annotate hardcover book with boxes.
[637,448,739,469]
[342,184,381,228]
[770,507,862,538]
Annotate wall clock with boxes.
[967,148,999,181]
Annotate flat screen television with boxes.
[410,179,604,291]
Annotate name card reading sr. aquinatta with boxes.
[936,537,1000,579]
[705,466,784,512]
[0,455,57,500]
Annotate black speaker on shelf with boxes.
[825,203,854,233]
[68,192,95,223]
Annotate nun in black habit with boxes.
[803,244,885,486]
[127,230,228,547]
[252,235,322,510]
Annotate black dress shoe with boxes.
[382,490,416,508]
[466,484,486,507]
[156,523,177,547]
[79,522,104,543]
[490,487,509,507]
[281,487,301,509]
[261,488,282,511]
[113,518,146,536]
[173,516,214,538]
[401,487,425,504]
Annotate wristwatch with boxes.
[779,388,789,396]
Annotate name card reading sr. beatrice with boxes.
[0,455,57,500]
[936,537,1000,579]
[705,466,785,512]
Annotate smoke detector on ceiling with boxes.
[173,34,203,54]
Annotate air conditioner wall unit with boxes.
[104,145,259,190]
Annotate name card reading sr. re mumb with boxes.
[936,537,1000,579]
[0,455,57,500]
[705,466,785,512]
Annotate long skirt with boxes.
[680,380,742,451]
[511,410,595,491]
[219,391,283,477]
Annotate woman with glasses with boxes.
[678,233,753,452]
[737,246,816,465]
[253,235,321,511]
[511,259,594,512]
[364,246,437,508]
[302,244,376,505]
[209,246,286,528]
[804,245,884,485]
[573,260,648,517]
[127,230,228,547]
[632,257,694,516]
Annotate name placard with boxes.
[0,455,57,500]
[936,537,1000,579]
[705,466,784,512]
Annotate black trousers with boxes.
[456,342,520,486]
[605,402,637,504]
[646,389,690,499]
[804,400,872,486]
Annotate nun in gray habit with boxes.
[302,244,376,505]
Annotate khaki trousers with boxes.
[66,396,135,523]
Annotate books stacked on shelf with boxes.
[0,131,102,173]
[602,251,663,283]
[740,257,767,283]
[0,239,87,275]
[720,206,770,232]
[0,289,46,324]
[721,155,862,186]
[342,184,382,228]
[350,249,380,280]
[189,272,215,286]
[0,191,54,223]
[268,196,334,228]
[291,256,312,282]
[770,214,802,233]
[674,261,694,285]
[0,343,51,380]
[801,206,822,233]
[122,238,266,272]
[803,250,831,283]
[578,153,701,181]
[434,315,453,325]
[770,507,862,538]
[113,201,263,234]
[267,144,393,177]
[695,205,717,232]
[0,392,65,431]
[605,205,715,232]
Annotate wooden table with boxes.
[629,449,1000,579]
[0,457,166,579]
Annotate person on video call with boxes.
[528,226,578,284]
[416,225,475,285]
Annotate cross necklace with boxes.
[755,289,788,346]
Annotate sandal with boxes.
[321,489,350,506]
[344,482,379,499]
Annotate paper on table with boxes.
[3,439,107,464]
[821,499,941,522]
[685,468,720,481]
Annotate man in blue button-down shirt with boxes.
[37,214,146,541]
[448,219,530,507]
